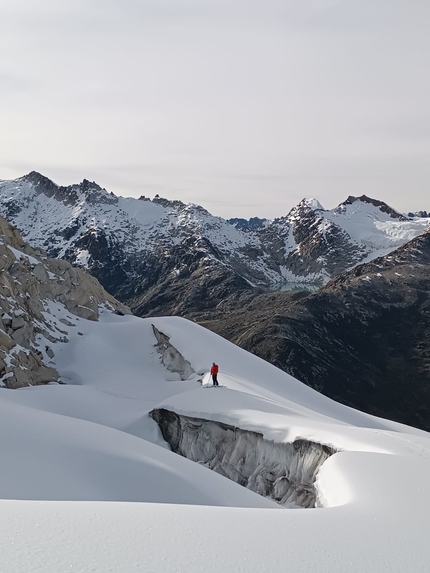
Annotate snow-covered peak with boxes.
[337,194,407,220]
[0,173,429,303]
[301,197,325,211]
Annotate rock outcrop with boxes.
[0,215,130,388]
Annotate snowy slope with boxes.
[1,302,430,571]
[330,196,428,251]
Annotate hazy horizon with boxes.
[1,1,429,219]
[2,168,426,220]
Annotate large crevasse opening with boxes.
[150,408,336,508]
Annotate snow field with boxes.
[0,307,429,571]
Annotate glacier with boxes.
[0,277,429,571]
[150,407,335,508]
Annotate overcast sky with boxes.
[1,0,429,218]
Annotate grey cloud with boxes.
[0,72,39,93]
[377,119,430,141]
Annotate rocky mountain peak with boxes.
[152,194,186,210]
[79,178,103,195]
[21,171,58,192]
[301,198,325,211]
[74,178,116,206]
[339,194,408,221]
[284,198,324,222]
[19,172,115,208]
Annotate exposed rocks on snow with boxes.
[152,325,195,380]
[150,408,335,508]
[0,215,131,388]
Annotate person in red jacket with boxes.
[210,362,219,386]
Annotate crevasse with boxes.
[150,408,336,508]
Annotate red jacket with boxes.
[211,364,219,375]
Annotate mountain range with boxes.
[0,172,428,318]
[0,171,429,429]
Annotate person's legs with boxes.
[212,374,219,386]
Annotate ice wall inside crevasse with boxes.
[150,408,336,508]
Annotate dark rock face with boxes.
[278,200,365,278]
[22,171,115,207]
[203,231,430,431]
[133,259,254,317]
[150,408,335,508]
[63,229,135,299]
[23,171,58,195]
